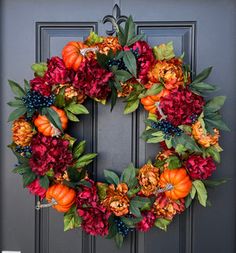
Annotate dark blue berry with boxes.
[114,218,133,238]
[15,145,32,158]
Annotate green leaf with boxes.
[73,140,86,159]
[65,110,80,122]
[190,82,217,95]
[55,87,66,108]
[44,107,63,131]
[185,194,193,208]
[114,233,124,248]
[64,205,82,231]
[192,180,208,207]
[39,175,50,189]
[147,131,165,143]
[153,41,175,60]
[126,34,145,47]
[77,179,92,188]
[75,153,97,168]
[175,144,187,155]
[8,107,27,122]
[86,31,103,46]
[67,167,85,182]
[7,100,25,107]
[154,218,171,231]
[12,165,31,175]
[139,84,163,98]
[190,186,196,199]
[104,170,119,186]
[109,82,118,111]
[192,67,212,84]
[202,178,227,187]
[24,79,30,91]
[124,16,135,44]
[167,156,182,169]
[66,103,89,115]
[205,146,220,163]
[204,96,226,113]
[117,24,126,46]
[97,182,108,201]
[22,171,37,187]
[121,216,142,228]
[124,99,139,114]
[123,51,137,77]
[129,201,141,217]
[8,80,26,98]
[107,218,118,239]
[96,52,109,69]
[204,116,230,132]
[115,70,132,83]
[130,196,151,216]
[31,63,47,77]
[120,163,136,187]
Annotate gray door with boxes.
[1,1,235,253]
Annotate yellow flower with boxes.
[12,118,34,146]
[138,164,159,196]
[102,183,129,216]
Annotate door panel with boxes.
[1,1,236,253]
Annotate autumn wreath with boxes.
[8,16,229,248]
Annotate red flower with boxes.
[136,211,156,232]
[159,88,205,126]
[73,58,113,100]
[27,178,47,199]
[29,134,73,176]
[76,180,110,236]
[124,41,155,84]
[30,77,51,96]
[45,56,70,85]
[186,155,216,180]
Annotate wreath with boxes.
[8,16,229,248]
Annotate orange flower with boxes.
[192,120,220,148]
[153,193,185,220]
[117,82,134,97]
[102,183,129,216]
[12,118,34,146]
[148,58,184,90]
[138,164,160,196]
[98,37,122,55]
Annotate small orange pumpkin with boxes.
[34,106,68,137]
[141,89,170,114]
[159,168,192,200]
[62,41,87,71]
[46,184,76,213]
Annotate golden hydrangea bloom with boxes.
[138,164,159,196]
[192,120,220,148]
[102,183,129,216]
[153,194,185,220]
[98,37,122,55]
[55,84,87,104]
[148,58,184,90]
[12,118,34,146]
[117,82,133,97]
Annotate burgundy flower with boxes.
[30,77,51,96]
[76,180,110,236]
[186,155,216,180]
[29,134,73,176]
[136,211,156,232]
[73,58,113,100]
[27,178,47,199]
[45,56,70,85]
[124,41,155,84]
[159,88,205,126]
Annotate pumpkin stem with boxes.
[157,183,174,194]
[155,102,166,119]
[36,198,57,210]
[80,46,99,56]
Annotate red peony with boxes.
[76,180,110,236]
[30,76,52,96]
[159,88,205,126]
[124,41,155,84]
[136,211,156,232]
[27,178,47,199]
[45,56,70,85]
[186,155,216,180]
[72,58,113,100]
[29,134,73,176]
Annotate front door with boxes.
[1,1,235,253]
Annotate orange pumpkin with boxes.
[141,89,170,114]
[62,41,87,71]
[159,168,192,200]
[34,106,68,137]
[46,184,76,212]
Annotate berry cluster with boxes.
[151,120,183,139]
[22,91,55,111]
[190,114,198,123]
[115,218,133,237]
[15,145,32,157]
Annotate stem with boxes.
[36,198,57,211]
[80,46,99,56]
[157,183,174,194]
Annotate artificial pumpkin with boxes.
[159,168,192,200]
[141,89,170,114]
[34,106,68,137]
[46,184,76,212]
[62,41,87,71]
